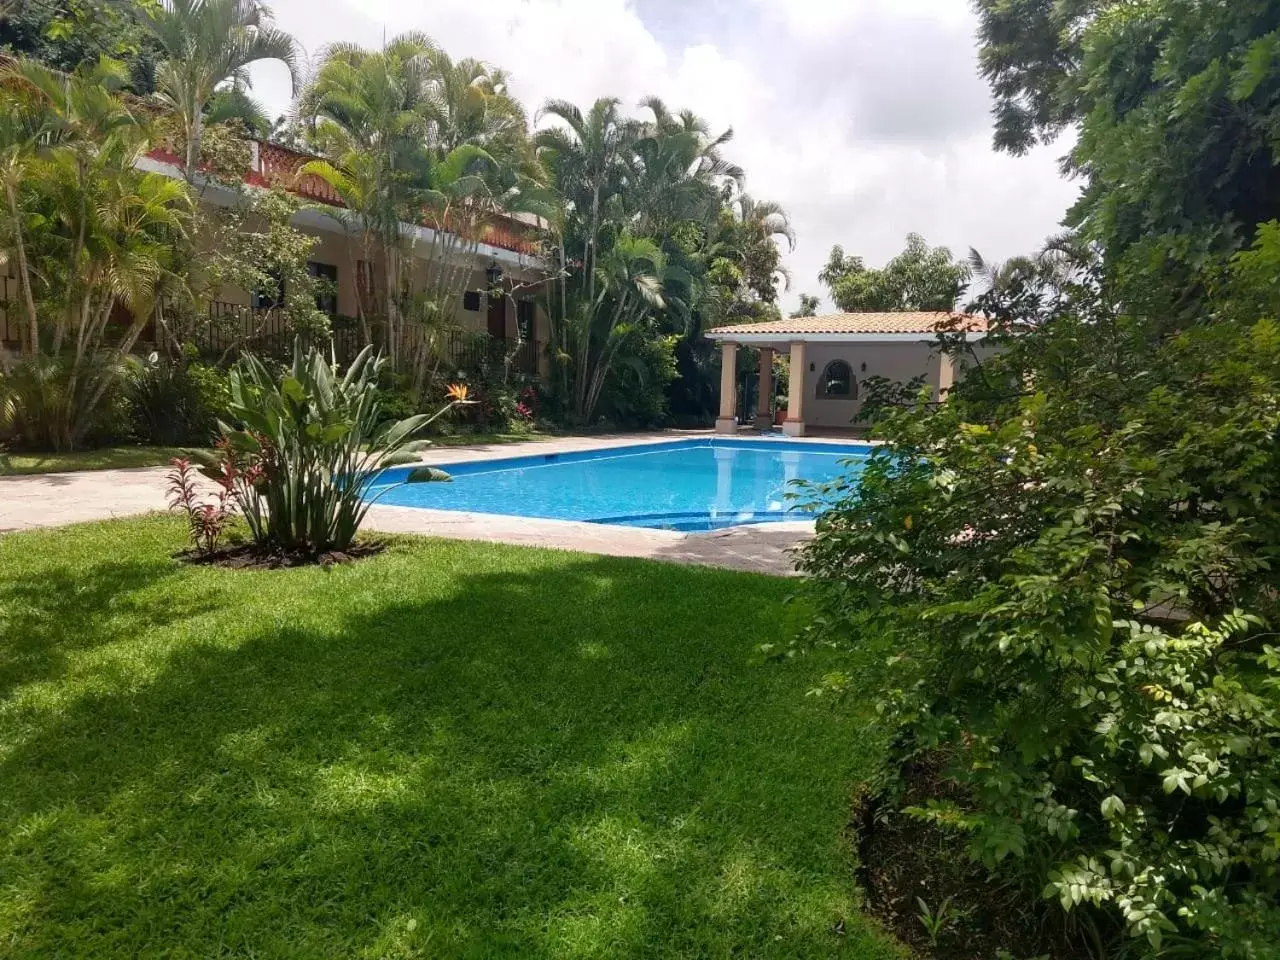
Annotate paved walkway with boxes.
[0,433,813,575]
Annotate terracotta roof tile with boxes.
[708,311,987,338]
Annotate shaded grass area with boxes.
[0,517,896,959]
[0,434,554,476]
[431,429,556,447]
[0,445,201,475]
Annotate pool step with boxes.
[590,511,795,532]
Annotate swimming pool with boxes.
[366,437,870,531]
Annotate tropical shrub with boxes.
[796,271,1280,958]
[165,456,235,555]
[596,334,678,428]
[0,354,131,450]
[192,342,466,553]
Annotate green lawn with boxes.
[0,517,895,959]
[0,433,554,476]
[431,429,555,447]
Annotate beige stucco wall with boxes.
[796,341,945,429]
[200,208,548,354]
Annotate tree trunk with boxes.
[384,246,400,370]
[185,107,204,182]
[55,161,89,356]
[73,308,149,446]
[5,180,38,356]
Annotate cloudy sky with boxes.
[247,0,1080,313]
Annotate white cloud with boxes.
[248,0,1080,312]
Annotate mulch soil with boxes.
[175,540,387,570]
[855,754,1082,959]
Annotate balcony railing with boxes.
[144,137,544,257]
[1,291,539,381]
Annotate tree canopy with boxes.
[798,4,1280,956]
[976,0,1280,278]
[818,233,968,313]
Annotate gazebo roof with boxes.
[707,311,988,343]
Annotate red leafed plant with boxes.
[166,457,237,555]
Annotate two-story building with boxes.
[1,136,553,376]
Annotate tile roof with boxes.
[708,311,988,338]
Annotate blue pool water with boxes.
[367,438,870,531]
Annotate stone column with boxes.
[753,347,774,431]
[783,340,807,437]
[716,341,738,434]
[937,349,955,399]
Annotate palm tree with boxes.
[143,0,297,180]
[0,56,192,449]
[424,50,528,157]
[205,85,272,137]
[300,33,438,368]
[735,195,795,252]
[535,97,629,313]
[628,96,741,239]
[966,233,1094,305]
[2,57,148,354]
[579,232,669,418]
[0,68,51,355]
[300,34,545,383]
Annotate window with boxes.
[516,300,535,341]
[817,359,854,398]
[463,290,482,312]
[308,261,338,315]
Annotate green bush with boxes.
[596,335,677,428]
[192,342,466,553]
[796,269,1280,957]
[126,355,228,446]
[1,354,131,451]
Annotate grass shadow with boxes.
[0,545,209,698]
[1,523,894,958]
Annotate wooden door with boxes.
[487,295,507,340]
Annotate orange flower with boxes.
[446,383,473,403]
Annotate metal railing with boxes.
[198,303,539,378]
[0,291,539,380]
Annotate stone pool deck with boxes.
[0,432,818,576]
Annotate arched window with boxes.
[817,359,854,399]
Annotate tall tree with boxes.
[0,0,162,87]
[300,32,547,387]
[820,233,968,313]
[0,56,192,448]
[535,95,761,423]
[976,0,1280,278]
[791,294,820,318]
[143,0,296,180]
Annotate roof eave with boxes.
[706,330,988,344]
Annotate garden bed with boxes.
[856,755,1076,960]
[176,538,387,569]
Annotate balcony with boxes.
[144,138,544,258]
[197,303,539,378]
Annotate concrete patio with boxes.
[0,433,816,575]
